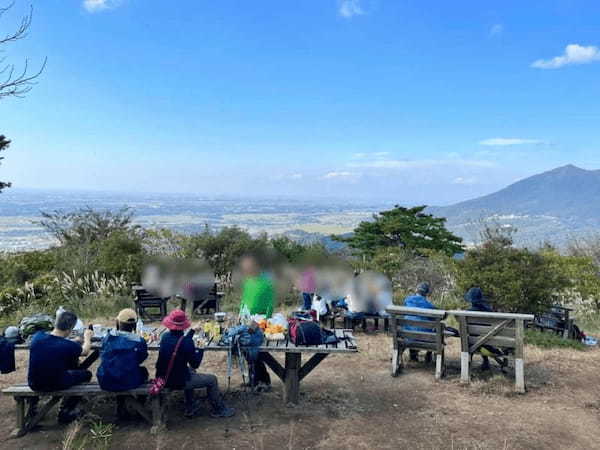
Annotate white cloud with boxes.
[531,44,600,69]
[348,157,495,169]
[479,138,544,146]
[290,173,303,180]
[351,151,389,159]
[323,171,356,179]
[83,0,121,13]
[339,0,364,19]
[453,177,477,185]
[489,24,503,36]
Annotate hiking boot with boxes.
[58,408,83,424]
[184,400,203,418]
[424,352,433,364]
[211,407,235,418]
[255,382,272,393]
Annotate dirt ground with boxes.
[1,331,599,450]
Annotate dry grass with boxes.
[0,330,599,449]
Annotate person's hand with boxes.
[192,321,203,332]
[83,329,93,341]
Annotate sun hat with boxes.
[162,309,191,331]
[116,308,137,324]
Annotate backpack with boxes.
[19,314,54,340]
[288,319,323,346]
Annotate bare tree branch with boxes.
[0,3,45,99]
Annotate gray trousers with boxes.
[185,372,224,411]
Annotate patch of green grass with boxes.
[525,329,586,350]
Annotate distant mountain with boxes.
[429,165,600,247]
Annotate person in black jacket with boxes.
[464,287,508,371]
[156,309,234,418]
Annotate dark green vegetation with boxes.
[334,205,464,257]
[0,135,10,192]
[1,207,600,342]
[525,329,586,350]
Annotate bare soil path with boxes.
[1,334,599,449]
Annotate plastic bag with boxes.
[269,313,288,330]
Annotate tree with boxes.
[335,205,464,257]
[0,3,46,99]
[455,230,569,314]
[0,134,10,192]
[1,3,46,191]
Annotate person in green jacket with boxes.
[239,256,274,318]
[239,255,274,392]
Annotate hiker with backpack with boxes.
[155,309,235,418]
[239,255,274,392]
[97,308,149,420]
[27,310,93,424]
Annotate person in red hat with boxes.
[156,309,234,418]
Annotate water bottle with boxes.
[136,318,144,335]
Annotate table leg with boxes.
[284,353,301,405]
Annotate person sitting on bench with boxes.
[156,309,235,418]
[464,287,508,371]
[27,310,93,424]
[403,282,437,363]
[97,308,149,420]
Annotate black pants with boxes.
[248,354,271,386]
[28,369,92,418]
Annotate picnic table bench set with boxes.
[3,298,550,439]
[6,325,357,438]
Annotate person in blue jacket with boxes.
[97,309,149,420]
[403,282,437,363]
[464,287,507,371]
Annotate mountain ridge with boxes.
[429,164,600,246]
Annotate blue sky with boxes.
[2,0,600,205]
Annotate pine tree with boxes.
[0,135,11,192]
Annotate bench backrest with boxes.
[449,310,533,355]
[386,306,447,353]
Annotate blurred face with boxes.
[241,256,259,277]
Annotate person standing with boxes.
[239,255,273,392]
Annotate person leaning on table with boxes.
[156,309,235,418]
[27,310,93,424]
[97,308,149,420]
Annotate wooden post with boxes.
[435,322,444,380]
[284,352,301,405]
[150,395,165,434]
[390,316,401,376]
[10,397,25,438]
[458,315,470,384]
[515,319,525,393]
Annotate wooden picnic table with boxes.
[15,329,358,405]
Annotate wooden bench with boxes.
[343,312,390,333]
[450,310,534,393]
[533,305,574,339]
[3,383,166,438]
[386,306,448,380]
[133,285,169,320]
